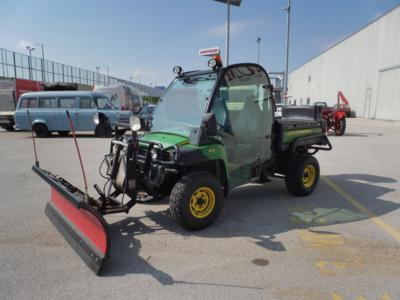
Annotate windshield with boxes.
[94,96,117,110]
[150,73,217,137]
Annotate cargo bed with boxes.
[273,119,330,152]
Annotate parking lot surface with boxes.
[0,118,399,300]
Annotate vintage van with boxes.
[14,91,131,137]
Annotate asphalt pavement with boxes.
[0,118,399,299]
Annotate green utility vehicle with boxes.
[33,61,332,274]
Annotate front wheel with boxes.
[95,123,112,137]
[32,123,50,138]
[169,172,224,230]
[335,118,346,136]
[285,154,320,196]
[3,124,15,131]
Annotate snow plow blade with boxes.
[33,165,110,275]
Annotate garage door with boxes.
[374,66,400,120]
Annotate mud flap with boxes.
[33,165,110,275]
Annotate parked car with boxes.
[93,85,143,113]
[14,91,131,137]
[137,104,156,131]
[274,103,284,118]
[138,104,155,119]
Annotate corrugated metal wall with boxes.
[288,5,400,120]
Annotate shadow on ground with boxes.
[101,173,398,283]
[327,132,384,137]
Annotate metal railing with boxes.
[0,48,163,97]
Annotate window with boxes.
[19,98,30,109]
[59,97,76,108]
[307,97,310,105]
[211,65,273,175]
[79,97,95,109]
[94,96,114,109]
[213,65,272,136]
[39,97,57,108]
[28,98,38,108]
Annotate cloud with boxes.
[373,11,384,20]
[17,40,33,50]
[130,68,159,84]
[132,68,157,78]
[307,34,346,52]
[207,21,248,37]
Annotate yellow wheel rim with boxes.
[303,164,316,188]
[189,187,215,219]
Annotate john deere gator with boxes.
[32,55,331,274]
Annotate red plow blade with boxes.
[33,165,110,274]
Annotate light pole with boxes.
[283,0,291,105]
[213,0,242,66]
[35,43,45,82]
[256,37,261,64]
[1,48,5,76]
[102,65,110,85]
[95,66,100,84]
[26,46,35,80]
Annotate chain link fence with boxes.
[0,48,163,97]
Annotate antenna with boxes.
[65,110,89,197]
[27,110,39,167]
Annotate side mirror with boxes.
[263,84,273,90]
[202,113,218,136]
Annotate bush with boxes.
[143,96,160,105]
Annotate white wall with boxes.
[288,5,400,120]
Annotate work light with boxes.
[150,148,158,161]
[129,115,141,131]
[173,66,182,75]
[208,59,217,68]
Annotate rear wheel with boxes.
[285,154,320,196]
[335,118,346,136]
[169,171,223,230]
[32,123,50,138]
[57,131,70,136]
[95,123,112,137]
[3,124,14,131]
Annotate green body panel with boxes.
[142,132,190,148]
[196,143,228,175]
[282,128,322,144]
[142,127,323,189]
[142,132,229,179]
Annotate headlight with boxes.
[93,113,100,124]
[129,115,141,131]
[150,149,158,161]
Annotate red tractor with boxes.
[315,91,350,136]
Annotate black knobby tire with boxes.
[169,171,224,230]
[95,123,112,137]
[285,154,320,196]
[335,118,346,136]
[57,131,70,136]
[32,123,50,138]
[3,124,15,131]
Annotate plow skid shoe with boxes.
[33,165,110,275]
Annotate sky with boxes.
[1,0,399,86]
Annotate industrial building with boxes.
[288,4,400,120]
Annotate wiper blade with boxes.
[148,131,188,139]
